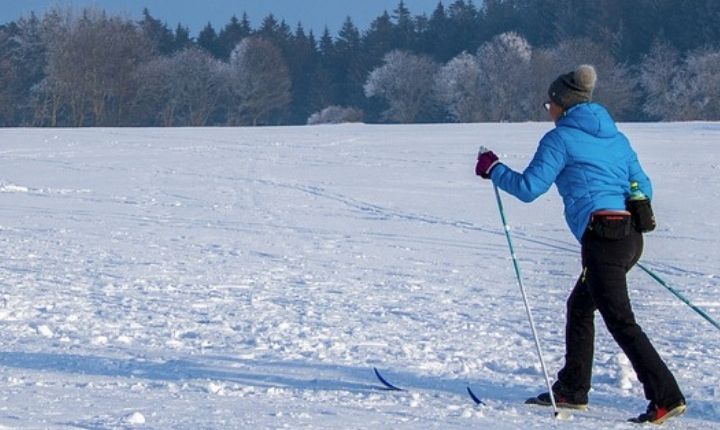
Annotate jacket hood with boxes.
[556,102,618,138]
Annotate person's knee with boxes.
[567,304,594,321]
[566,286,595,316]
[606,319,643,343]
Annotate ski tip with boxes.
[466,386,485,405]
[373,367,403,391]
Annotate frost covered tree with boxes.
[681,49,720,120]
[525,47,561,121]
[434,52,483,122]
[364,50,439,123]
[307,106,364,125]
[642,45,720,121]
[553,39,638,119]
[530,38,639,120]
[639,42,685,121]
[7,1,720,126]
[475,32,533,121]
[37,8,151,126]
[135,47,229,126]
[228,37,291,126]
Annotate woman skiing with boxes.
[475,64,686,424]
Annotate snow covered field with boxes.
[0,123,718,429]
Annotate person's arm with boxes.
[490,133,567,202]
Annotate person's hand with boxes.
[475,146,500,179]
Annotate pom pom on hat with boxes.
[574,64,597,92]
[548,64,597,110]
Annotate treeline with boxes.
[1,0,720,127]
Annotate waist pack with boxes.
[588,211,632,240]
[626,198,656,233]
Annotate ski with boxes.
[372,368,688,424]
[466,386,486,405]
[372,367,486,405]
[372,367,403,391]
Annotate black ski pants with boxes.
[554,226,684,407]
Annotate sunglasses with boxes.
[543,101,551,111]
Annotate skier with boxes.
[475,64,686,424]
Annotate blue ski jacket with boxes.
[489,102,652,242]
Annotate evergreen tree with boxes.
[337,17,361,55]
[285,24,321,124]
[363,11,394,68]
[392,1,416,51]
[218,14,252,60]
[446,0,481,56]
[3,0,720,125]
[173,24,193,52]
[258,14,280,38]
[313,27,339,107]
[481,0,519,41]
[615,0,660,62]
[511,0,554,47]
[659,0,720,52]
[197,23,222,58]
[421,2,455,62]
[0,14,46,125]
[334,17,365,107]
[139,8,175,55]
[414,13,430,51]
[257,14,294,60]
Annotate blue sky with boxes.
[1,0,444,35]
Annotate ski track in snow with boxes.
[0,124,718,429]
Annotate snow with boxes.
[0,123,718,428]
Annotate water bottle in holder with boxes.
[627,181,656,232]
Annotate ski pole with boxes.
[492,185,560,417]
[637,262,720,332]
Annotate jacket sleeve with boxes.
[627,149,653,200]
[489,132,567,203]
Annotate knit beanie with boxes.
[548,64,597,110]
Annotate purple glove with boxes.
[475,146,500,179]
